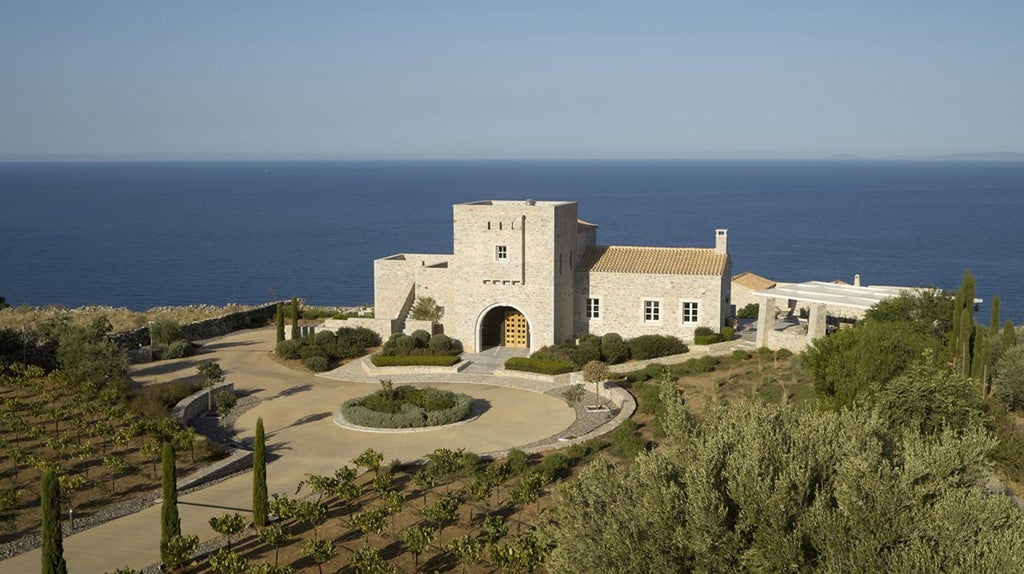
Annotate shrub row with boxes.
[275,326,381,369]
[627,334,687,360]
[692,326,735,346]
[341,388,474,428]
[624,355,721,383]
[504,357,575,375]
[371,355,461,367]
[531,332,688,368]
[380,331,462,357]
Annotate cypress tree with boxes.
[41,469,67,574]
[951,271,976,376]
[161,441,180,565]
[990,295,1001,337]
[275,302,285,343]
[1004,320,1017,350]
[253,417,268,528]
[959,306,975,377]
[971,330,991,393]
[290,297,300,341]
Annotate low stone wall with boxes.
[171,381,234,426]
[760,329,808,352]
[486,383,636,459]
[605,339,744,374]
[403,319,435,335]
[177,448,253,491]
[498,368,571,387]
[322,317,395,342]
[108,302,285,349]
[360,355,468,375]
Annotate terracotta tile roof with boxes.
[577,245,728,276]
[732,271,776,290]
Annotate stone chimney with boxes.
[854,274,861,287]
[715,229,728,253]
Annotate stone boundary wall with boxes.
[177,448,253,491]
[761,330,809,352]
[491,368,565,382]
[322,317,395,343]
[605,339,742,374]
[108,302,285,349]
[171,381,234,425]
[360,355,469,375]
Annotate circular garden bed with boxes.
[340,382,474,429]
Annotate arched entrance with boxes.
[478,306,531,350]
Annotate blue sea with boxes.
[1,160,1023,324]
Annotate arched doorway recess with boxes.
[477,305,530,350]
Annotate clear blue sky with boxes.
[2,1,1022,160]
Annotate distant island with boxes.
[930,151,1024,161]
[824,151,1024,161]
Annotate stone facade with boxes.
[370,200,731,353]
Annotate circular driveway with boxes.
[132,326,576,493]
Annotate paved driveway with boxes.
[3,327,574,573]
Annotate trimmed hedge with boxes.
[381,331,462,358]
[371,355,461,367]
[693,334,724,345]
[505,357,575,375]
[341,386,474,428]
[627,334,687,360]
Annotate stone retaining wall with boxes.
[108,302,285,349]
[495,368,569,382]
[171,381,234,425]
[177,448,253,491]
[360,355,468,375]
[486,382,636,459]
[605,339,742,374]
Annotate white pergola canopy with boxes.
[753,281,906,311]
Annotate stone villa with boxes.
[351,200,731,353]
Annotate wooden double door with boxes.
[503,309,529,348]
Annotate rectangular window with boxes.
[586,298,600,319]
[682,301,699,323]
[644,300,660,322]
[496,245,507,260]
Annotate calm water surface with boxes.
[1,160,1022,322]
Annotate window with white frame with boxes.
[586,298,600,319]
[644,300,660,322]
[682,301,699,323]
[495,245,507,260]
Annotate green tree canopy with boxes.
[540,401,1024,573]
[876,351,984,435]
[801,319,940,405]
[863,288,954,335]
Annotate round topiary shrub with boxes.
[314,330,336,348]
[410,329,431,347]
[601,332,630,364]
[304,356,330,372]
[299,345,327,360]
[428,333,453,354]
[275,339,302,360]
[341,383,474,429]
